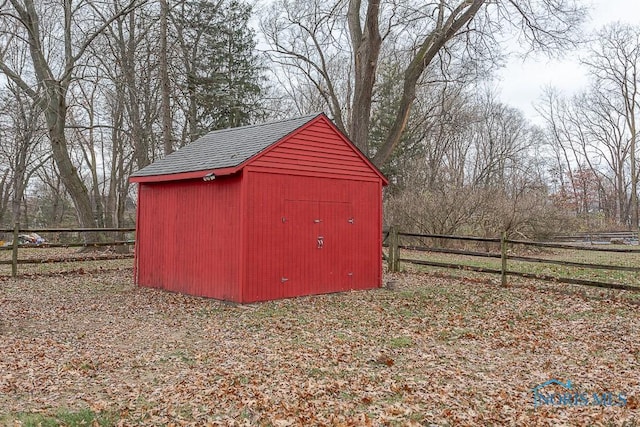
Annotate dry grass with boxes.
[0,269,639,426]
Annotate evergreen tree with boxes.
[175,0,264,140]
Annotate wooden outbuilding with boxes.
[130,113,388,303]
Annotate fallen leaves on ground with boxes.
[0,270,639,425]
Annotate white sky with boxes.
[497,0,640,125]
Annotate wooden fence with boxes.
[0,224,135,278]
[3,224,639,292]
[551,231,638,243]
[384,227,640,292]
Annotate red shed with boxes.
[130,113,387,303]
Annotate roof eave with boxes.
[129,166,240,183]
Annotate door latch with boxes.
[317,236,324,249]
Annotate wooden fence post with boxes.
[387,226,394,272]
[387,226,400,273]
[11,222,19,278]
[501,231,508,287]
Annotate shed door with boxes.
[282,200,354,298]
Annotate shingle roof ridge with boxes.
[208,113,321,135]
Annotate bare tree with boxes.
[261,0,353,134]
[383,81,550,237]
[100,1,160,169]
[0,0,143,228]
[88,0,160,227]
[536,88,581,215]
[582,23,640,227]
[538,89,607,221]
[574,90,629,223]
[538,24,640,228]
[0,83,49,225]
[263,0,584,166]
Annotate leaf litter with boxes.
[0,269,639,425]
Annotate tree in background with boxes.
[539,23,640,229]
[383,84,564,238]
[174,0,265,142]
[262,0,584,166]
[0,82,49,225]
[0,0,143,229]
[584,23,640,228]
[0,0,266,228]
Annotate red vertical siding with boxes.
[136,174,242,300]
[243,172,382,302]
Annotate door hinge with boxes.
[348,217,354,224]
[281,277,288,283]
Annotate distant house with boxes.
[130,113,388,303]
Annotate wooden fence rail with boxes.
[385,226,640,292]
[0,241,135,251]
[0,227,136,233]
[551,231,639,242]
[2,224,135,278]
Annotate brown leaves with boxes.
[371,354,395,367]
[0,270,639,425]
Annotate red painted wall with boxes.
[242,172,382,303]
[135,174,242,300]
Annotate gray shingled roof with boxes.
[131,114,321,177]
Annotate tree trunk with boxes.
[42,83,97,228]
[11,172,24,224]
[631,129,638,227]
[617,162,625,224]
[123,10,150,169]
[347,0,382,156]
[187,73,198,142]
[371,0,486,167]
[0,171,12,224]
[106,93,125,229]
[159,0,173,155]
[11,135,27,224]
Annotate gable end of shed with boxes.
[245,115,386,182]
